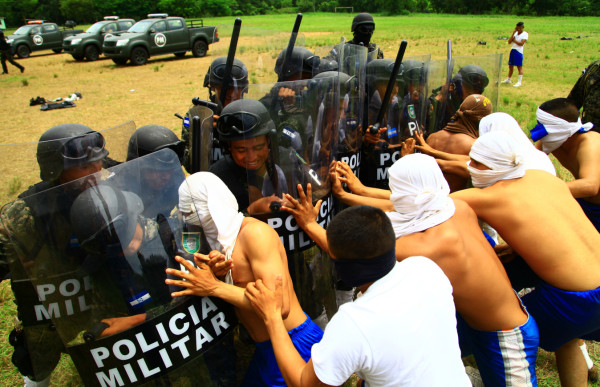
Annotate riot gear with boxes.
[351,12,375,32]
[70,185,144,255]
[402,59,425,85]
[351,13,375,46]
[203,57,249,90]
[274,47,319,81]
[37,124,108,183]
[216,99,276,143]
[457,64,490,94]
[126,125,185,165]
[367,59,405,96]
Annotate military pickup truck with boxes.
[63,16,135,61]
[7,20,83,58]
[102,14,218,65]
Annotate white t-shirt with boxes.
[511,31,528,53]
[311,256,470,387]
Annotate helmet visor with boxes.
[217,112,261,138]
[62,132,106,160]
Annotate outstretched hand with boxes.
[194,250,233,279]
[245,276,283,322]
[166,255,220,298]
[413,131,435,155]
[401,138,416,157]
[281,184,322,230]
[334,161,364,194]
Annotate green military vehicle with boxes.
[102,14,218,65]
[7,20,83,58]
[63,16,135,61]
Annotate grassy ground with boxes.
[0,12,599,385]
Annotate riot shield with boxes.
[241,80,340,324]
[433,53,502,132]
[0,149,238,386]
[0,121,135,206]
[426,58,455,134]
[181,104,215,173]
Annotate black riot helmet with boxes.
[312,71,357,99]
[351,12,375,32]
[203,57,249,90]
[70,185,144,255]
[37,123,109,182]
[126,125,185,167]
[366,59,405,95]
[401,59,425,85]
[457,64,489,94]
[216,99,276,143]
[274,47,320,81]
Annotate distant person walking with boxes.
[0,30,24,74]
[502,22,527,87]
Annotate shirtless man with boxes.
[452,130,600,387]
[290,156,538,386]
[532,98,599,229]
[165,172,322,386]
[425,94,492,191]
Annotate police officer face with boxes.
[229,135,269,174]
[212,85,244,106]
[59,160,103,184]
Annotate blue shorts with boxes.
[508,49,524,67]
[457,302,539,387]
[576,198,600,232]
[522,282,600,351]
[240,315,324,386]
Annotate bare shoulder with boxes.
[238,218,280,244]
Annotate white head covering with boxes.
[468,131,526,188]
[532,108,594,153]
[386,154,456,238]
[178,172,244,282]
[479,112,556,175]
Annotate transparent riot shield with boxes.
[0,121,135,206]
[239,80,340,324]
[433,53,502,132]
[0,149,238,386]
[426,58,455,134]
[181,104,215,173]
[397,55,431,141]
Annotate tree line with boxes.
[0,0,597,28]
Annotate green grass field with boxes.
[0,12,599,386]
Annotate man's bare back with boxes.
[229,217,307,342]
[452,170,600,292]
[427,131,475,191]
[394,198,527,331]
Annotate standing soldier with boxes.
[0,30,25,74]
[0,124,108,387]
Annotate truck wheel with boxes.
[16,45,30,59]
[112,58,128,65]
[192,40,208,58]
[52,48,63,54]
[130,47,148,66]
[72,54,85,61]
[174,52,186,58]
[85,45,100,61]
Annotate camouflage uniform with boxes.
[0,183,72,382]
[568,59,600,130]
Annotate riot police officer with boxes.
[209,99,288,214]
[204,57,249,108]
[0,123,108,387]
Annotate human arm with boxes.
[281,184,329,253]
[334,161,390,199]
[100,314,147,337]
[564,138,600,198]
[508,29,517,43]
[166,255,256,313]
[194,250,233,279]
[245,278,335,387]
[436,159,471,179]
[413,131,470,162]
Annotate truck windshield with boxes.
[86,22,105,34]
[128,20,154,33]
[13,26,32,35]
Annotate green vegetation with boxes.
[0,12,598,386]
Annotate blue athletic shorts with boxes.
[576,198,600,232]
[457,302,539,387]
[508,49,524,67]
[522,282,600,352]
[240,315,324,386]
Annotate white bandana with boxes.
[479,112,556,176]
[468,131,526,188]
[386,154,456,238]
[178,172,244,283]
[533,108,594,154]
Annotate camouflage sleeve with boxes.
[567,68,586,109]
[0,200,37,280]
[378,47,384,59]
